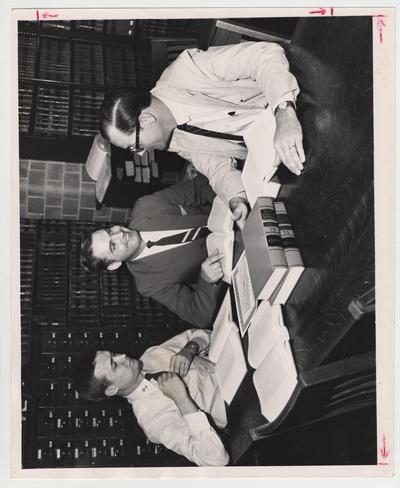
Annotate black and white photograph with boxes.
[7,4,396,478]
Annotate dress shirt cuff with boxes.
[272,92,297,114]
[198,275,222,289]
[230,190,247,203]
[183,411,210,434]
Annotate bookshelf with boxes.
[21,219,192,468]
[18,19,199,162]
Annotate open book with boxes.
[247,299,287,369]
[206,197,234,284]
[209,290,247,405]
[253,335,297,422]
[247,299,298,422]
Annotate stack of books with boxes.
[241,196,305,306]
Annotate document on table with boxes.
[209,290,247,405]
[232,251,257,336]
[248,300,298,422]
[247,299,286,369]
[209,290,234,363]
[253,336,297,422]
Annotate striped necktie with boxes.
[177,123,245,144]
[146,226,210,248]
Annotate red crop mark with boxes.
[309,8,327,15]
[36,10,59,20]
[308,7,334,16]
[374,15,386,44]
[378,433,390,465]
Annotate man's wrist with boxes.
[183,341,200,357]
[275,100,296,116]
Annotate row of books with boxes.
[243,197,305,307]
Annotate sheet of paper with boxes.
[232,251,256,336]
[247,300,288,369]
[207,196,233,234]
[209,290,233,363]
[243,107,277,179]
[253,337,297,422]
[95,155,112,203]
[214,323,248,405]
[85,133,110,181]
[241,153,281,207]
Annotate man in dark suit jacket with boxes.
[80,176,225,328]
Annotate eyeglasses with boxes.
[127,118,143,153]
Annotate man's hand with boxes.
[229,196,249,230]
[170,348,194,377]
[157,372,198,416]
[273,105,305,176]
[201,249,224,284]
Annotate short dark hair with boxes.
[80,229,112,274]
[73,351,110,402]
[100,90,152,140]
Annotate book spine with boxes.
[274,201,304,267]
[258,197,287,268]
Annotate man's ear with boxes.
[139,112,156,127]
[105,385,119,397]
[107,261,121,271]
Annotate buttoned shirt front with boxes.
[130,228,194,260]
[125,329,228,466]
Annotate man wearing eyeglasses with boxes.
[99,42,305,230]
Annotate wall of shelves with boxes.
[20,219,192,468]
[18,19,199,155]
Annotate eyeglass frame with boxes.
[127,118,143,153]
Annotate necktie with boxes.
[146,226,210,248]
[177,123,245,144]
[145,372,166,381]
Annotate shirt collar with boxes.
[125,378,155,403]
[152,92,191,125]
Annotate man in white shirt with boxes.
[73,329,229,467]
[99,42,305,229]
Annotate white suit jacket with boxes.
[151,42,300,204]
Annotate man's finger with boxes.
[296,138,306,163]
[273,151,281,167]
[231,205,244,221]
[180,361,187,377]
[281,144,301,175]
[288,144,303,170]
[207,252,224,264]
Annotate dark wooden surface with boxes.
[227,16,375,465]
